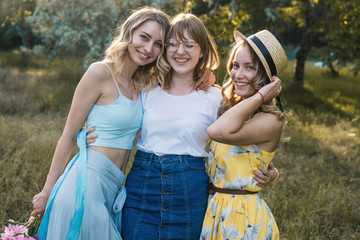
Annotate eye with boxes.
[185,40,197,48]
[247,65,256,70]
[140,34,148,41]
[185,43,195,49]
[154,41,163,48]
[167,39,179,47]
[232,62,239,69]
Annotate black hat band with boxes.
[249,35,277,76]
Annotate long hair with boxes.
[103,7,171,91]
[163,13,219,90]
[218,40,285,121]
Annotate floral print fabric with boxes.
[200,141,279,240]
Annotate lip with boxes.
[233,81,250,88]
[173,57,190,64]
[137,50,151,61]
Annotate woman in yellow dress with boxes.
[200,30,288,240]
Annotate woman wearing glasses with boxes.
[120,13,220,240]
[120,13,279,240]
[86,12,279,239]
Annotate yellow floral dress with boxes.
[200,141,279,240]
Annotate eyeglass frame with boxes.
[165,39,199,53]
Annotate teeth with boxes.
[175,58,188,63]
[139,52,149,59]
[235,82,249,86]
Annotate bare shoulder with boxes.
[252,112,284,131]
[81,62,113,85]
[87,62,112,78]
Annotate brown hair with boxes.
[163,13,219,90]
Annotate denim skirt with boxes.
[122,150,209,240]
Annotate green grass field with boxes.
[1,51,359,239]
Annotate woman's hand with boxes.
[258,76,282,102]
[194,69,216,91]
[254,162,279,187]
[31,191,50,218]
[85,127,97,146]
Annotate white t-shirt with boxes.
[136,86,223,157]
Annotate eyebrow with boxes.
[140,31,151,38]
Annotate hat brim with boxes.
[233,30,272,80]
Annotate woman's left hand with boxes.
[254,162,278,187]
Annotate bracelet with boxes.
[256,92,265,105]
[269,168,279,184]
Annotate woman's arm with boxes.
[31,63,105,218]
[207,77,283,152]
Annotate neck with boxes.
[167,71,195,96]
[120,54,140,84]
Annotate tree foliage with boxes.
[1,0,359,81]
[277,0,360,84]
[27,0,120,67]
[0,0,36,48]
[318,0,360,76]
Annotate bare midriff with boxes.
[88,146,132,174]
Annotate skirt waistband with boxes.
[135,150,204,162]
[84,149,126,186]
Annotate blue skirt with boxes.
[38,149,126,240]
[121,150,209,240]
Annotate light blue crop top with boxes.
[86,63,143,150]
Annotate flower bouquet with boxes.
[1,215,40,240]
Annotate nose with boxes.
[176,43,186,54]
[144,42,153,54]
[235,67,245,78]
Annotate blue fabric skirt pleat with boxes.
[37,130,126,240]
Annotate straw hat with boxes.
[234,30,288,79]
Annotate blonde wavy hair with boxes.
[103,7,171,91]
[219,40,285,122]
[163,13,219,90]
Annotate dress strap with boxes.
[101,62,121,95]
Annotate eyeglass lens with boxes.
[166,39,198,52]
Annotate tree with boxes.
[0,0,36,48]
[27,0,122,68]
[272,0,360,86]
[317,0,360,76]
[13,0,359,81]
[190,0,360,87]
[25,0,188,68]
[288,0,329,86]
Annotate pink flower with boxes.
[1,222,37,240]
[1,225,13,240]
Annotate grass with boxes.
[0,51,359,239]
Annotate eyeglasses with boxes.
[165,39,199,53]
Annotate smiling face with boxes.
[230,45,257,99]
[128,20,163,67]
[166,29,203,77]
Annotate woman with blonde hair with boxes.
[201,29,288,239]
[86,13,280,240]
[121,13,222,240]
[30,7,170,240]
